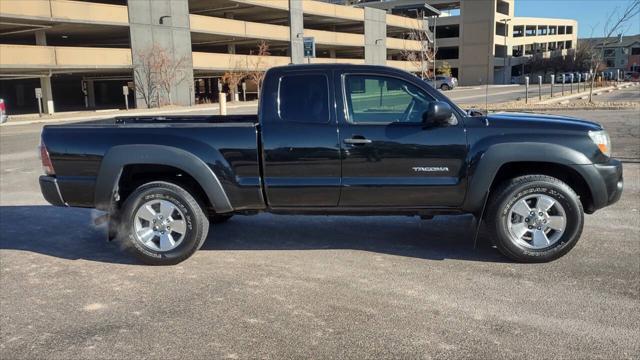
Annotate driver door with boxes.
[338,74,468,207]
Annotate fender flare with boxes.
[94,144,233,213]
[462,142,592,213]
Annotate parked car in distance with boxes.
[0,98,7,124]
[433,76,458,90]
[39,64,623,265]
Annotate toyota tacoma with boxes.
[39,64,623,265]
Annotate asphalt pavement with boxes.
[0,109,638,359]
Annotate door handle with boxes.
[344,138,372,145]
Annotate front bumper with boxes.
[39,176,66,207]
[594,159,623,207]
[575,159,623,213]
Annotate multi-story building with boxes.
[580,35,640,74]
[0,0,578,115]
[348,0,578,85]
[0,0,428,114]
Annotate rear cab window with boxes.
[278,74,330,123]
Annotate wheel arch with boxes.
[463,143,595,214]
[94,144,233,214]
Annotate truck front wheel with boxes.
[486,175,584,262]
[118,181,209,265]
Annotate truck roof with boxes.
[269,63,410,74]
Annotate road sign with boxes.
[303,37,315,58]
[35,88,42,99]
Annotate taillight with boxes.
[40,140,55,175]
[0,99,5,112]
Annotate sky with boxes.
[515,0,640,38]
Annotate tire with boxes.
[210,214,233,224]
[440,84,451,91]
[118,181,209,265]
[485,175,584,263]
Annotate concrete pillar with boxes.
[458,0,495,85]
[288,0,304,64]
[364,7,386,65]
[87,80,96,108]
[128,0,194,108]
[35,30,54,114]
[225,13,236,54]
[40,76,54,115]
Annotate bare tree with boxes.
[221,58,246,102]
[133,44,189,108]
[246,40,271,97]
[400,17,434,80]
[586,0,640,102]
[133,45,161,108]
[156,50,189,106]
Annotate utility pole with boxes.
[432,14,438,89]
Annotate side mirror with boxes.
[422,101,453,126]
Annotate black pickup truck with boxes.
[39,64,623,265]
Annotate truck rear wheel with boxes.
[486,175,584,262]
[118,181,209,265]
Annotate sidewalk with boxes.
[1,101,259,127]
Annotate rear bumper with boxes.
[39,176,66,207]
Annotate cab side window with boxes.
[344,75,434,124]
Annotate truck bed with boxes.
[41,114,264,210]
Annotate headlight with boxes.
[588,130,611,157]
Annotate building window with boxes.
[435,24,459,38]
[537,26,547,36]
[604,49,615,57]
[606,59,615,67]
[497,0,509,15]
[512,45,524,57]
[558,26,566,35]
[631,47,640,55]
[436,47,459,60]
[513,25,524,37]
[565,40,572,49]
[526,25,536,36]
[566,26,573,34]
[278,74,329,123]
[549,26,557,35]
[495,21,508,36]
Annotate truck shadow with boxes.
[0,206,506,265]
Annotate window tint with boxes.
[278,74,329,123]
[344,75,433,124]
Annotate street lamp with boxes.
[501,18,512,85]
